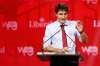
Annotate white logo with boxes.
[93,20,100,28]
[17,46,34,56]
[29,17,51,28]
[2,21,18,30]
[81,46,98,56]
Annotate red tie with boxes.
[61,24,67,47]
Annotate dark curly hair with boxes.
[55,3,69,14]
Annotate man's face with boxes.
[56,10,68,23]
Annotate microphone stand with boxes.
[41,28,61,56]
[64,27,84,62]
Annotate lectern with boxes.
[37,52,80,66]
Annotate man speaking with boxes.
[43,3,87,54]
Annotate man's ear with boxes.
[55,13,58,17]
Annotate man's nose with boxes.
[62,15,66,18]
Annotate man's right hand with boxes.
[56,47,69,53]
[63,47,69,52]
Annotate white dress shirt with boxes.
[43,20,80,54]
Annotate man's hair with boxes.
[55,3,69,14]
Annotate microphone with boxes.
[41,26,61,55]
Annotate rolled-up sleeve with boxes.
[76,28,81,38]
[74,22,81,38]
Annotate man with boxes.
[43,3,88,54]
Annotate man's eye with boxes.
[59,13,66,15]
[64,13,67,15]
[59,13,63,15]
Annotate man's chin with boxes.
[60,20,66,23]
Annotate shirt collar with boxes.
[56,20,68,26]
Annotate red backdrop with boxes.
[0,0,100,66]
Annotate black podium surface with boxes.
[37,52,80,66]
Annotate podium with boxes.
[37,52,80,66]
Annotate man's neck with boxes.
[58,20,66,24]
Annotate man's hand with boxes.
[76,22,88,43]
[63,47,69,52]
[56,47,69,53]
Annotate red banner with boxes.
[0,0,100,66]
